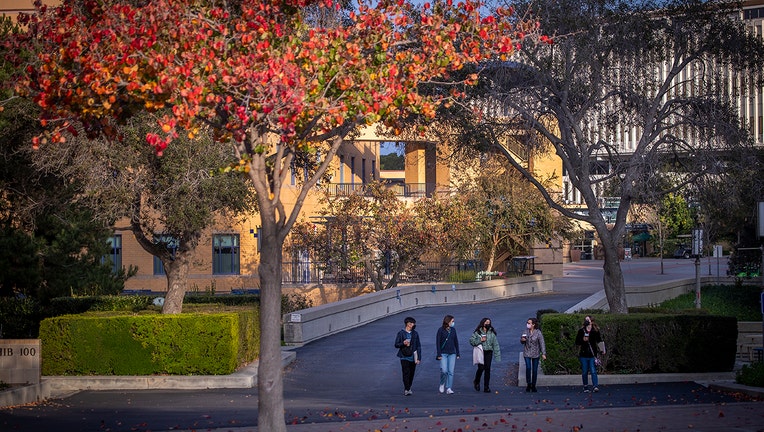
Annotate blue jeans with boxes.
[524,356,540,387]
[579,357,598,386]
[439,353,456,389]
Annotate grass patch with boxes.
[657,284,762,321]
[737,361,764,387]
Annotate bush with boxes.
[541,313,737,375]
[446,270,477,283]
[737,361,764,388]
[282,292,313,314]
[0,296,41,338]
[39,310,258,375]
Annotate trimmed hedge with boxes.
[541,313,737,375]
[39,310,258,375]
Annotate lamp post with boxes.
[692,219,703,309]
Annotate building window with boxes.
[102,235,122,274]
[153,235,178,276]
[371,160,376,181]
[213,234,240,275]
[362,158,367,184]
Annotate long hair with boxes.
[586,315,600,332]
[474,317,497,335]
[441,314,454,330]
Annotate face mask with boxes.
[585,320,591,326]
[484,324,491,330]
[449,321,455,327]
[526,323,532,329]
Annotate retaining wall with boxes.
[282,275,553,345]
[566,276,717,312]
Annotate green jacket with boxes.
[469,330,501,362]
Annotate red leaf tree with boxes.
[7,0,529,429]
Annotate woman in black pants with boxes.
[469,317,501,392]
[394,316,421,395]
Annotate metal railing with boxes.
[323,182,443,198]
[281,260,486,285]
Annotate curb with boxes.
[0,350,296,407]
[516,352,738,386]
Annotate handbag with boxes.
[597,341,606,354]
[473,344,484,365]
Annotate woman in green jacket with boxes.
[469,317,501,392]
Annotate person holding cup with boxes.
[575,315,603,393]
[394,316,421,396]
[520,317,546,392]
[469,317,501,393]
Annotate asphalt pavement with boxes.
[2,257,763,432]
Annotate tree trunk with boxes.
[486,233,499,272]
[256,231,286,432]
[599,234,628,314]
[161,254,190,314]
[364,256,384,291]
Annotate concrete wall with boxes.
[566,277,714,312]
[282,275,553,345]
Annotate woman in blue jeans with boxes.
[521,317,546,392]
[575,315,602,393]
[435,314,460,394]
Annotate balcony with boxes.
[324,182,443,198]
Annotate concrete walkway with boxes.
[2,258,763,432]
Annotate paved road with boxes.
[2,258,762,432]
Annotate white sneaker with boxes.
[439,384,445,393]
[446,388,454,394]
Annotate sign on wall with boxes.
[0,339,40,385]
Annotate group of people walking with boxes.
[394,314,604,395]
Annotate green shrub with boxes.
[737,361,764,388]
[536,309,559,322]
[0,296,41,338]
[446,270,477,283]
[39,310,258,375]
[282,292,313,314]
[185,294,259,306]
[541,313,737,375]
[47,295,154,315]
